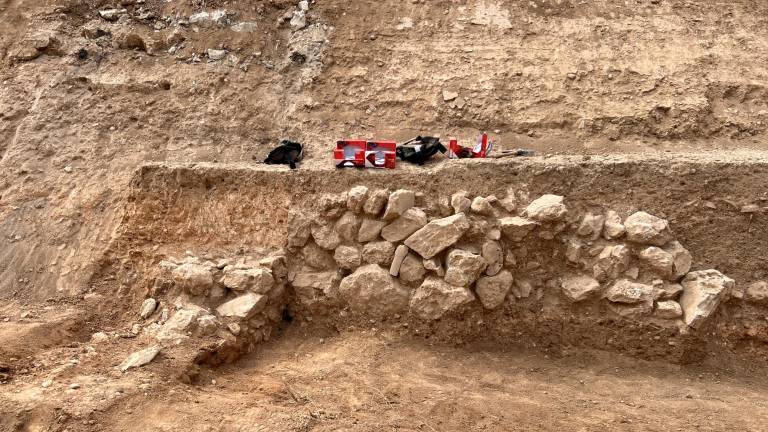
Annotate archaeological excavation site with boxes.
[2,0,768,430]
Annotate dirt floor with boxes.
[5,325,768,431]
[3,0,768,430]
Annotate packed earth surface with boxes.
[2,0,768,431]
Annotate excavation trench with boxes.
[96,155,768,375]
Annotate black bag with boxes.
[396,136,447,165]
[264,140,303,169]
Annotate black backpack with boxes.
[264,140,303,169]
[396,136,447,165]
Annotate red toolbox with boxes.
[335,140,397,169]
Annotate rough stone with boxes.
[216,293,267,319]
[334,245,361,270]
[405,213,470,259]
[381,208,428,242]
[481,241,504,276]
[639,247,675,278]
[664,241,693,279]
[382,189,416,221]
[196,315,219,335]
[655,300,683,319]
[604,279,655,304]
[499,217,538,241]
[624,211,673,246]
[423,257,445,276]
[301,242,336,269]
[171,263,213,296]
[335,211,362,243]
[444,249,487,287]
[746,281,768,304]
[362,241,396,266]
[338,264,410,316]
[119,346,160,372]
[347,186,369,213]
[577,213,605,240]
[593,245,631,282]
[91,332,109,344]
[258,255,288,280]
[139,298,157,319]
[292,271,340,307]
[680,270,734,328]
[311,223,342,250]
[524,195,567,222]
[603,210,626,240]
[318,193,347,219]
[363,189,389,216]
[654,282,684,300]
[358,219,387,242]
[157,306,204,341]
[287,212,312,248]
[450,191,471,214]
[99,8,126,21]
[390,245,410,276]
[565,238,582,263]
[207,48,227,60]
[399,253,427,284]
[561,274,602,302]
[409,277,476,320]
[221,267,274,293]
[475,270,513,309]
[471,196,496,216]
[511,278,533,299]
[499,189,517,212]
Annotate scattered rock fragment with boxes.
[663,241,693,279]
[444,249,487,287]
[655,300,683,319]
[639,247,675,278]
[119,346,161,372]
[624,212,672,246]
[139,298,157,319]
[338,264,410,316]
[381,208,428,242]
[410,277,475,320]
[475,270,513,309]
[399,253,427,284]
[746,281,768,304]
[99,8,127,21]
[362,241,396,266]
[171,263,214,296]
[311,223,342,250]
[221,267,274,293]
[577,213,605,240]
[390,245,410,276]
[423,257,445,276]
[604,279,655,304]
[358,219,386,242]
[347,186,369,213]
[499,217,538,241]
[335,211,362,243]
[216,293,267,319]
[593,245,630,281]
[382,190,416,221]
[561,274,602,302]
[405,213,470,259]
[471,196,496,216]
[481,241,504,276]
[451,191,471,214]
[680,270,734,328]
[334,246,361,270]
[363,189,389,216]
[603,210,626,240]
[524,195,567,222]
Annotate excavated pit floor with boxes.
[89,328,768,431]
